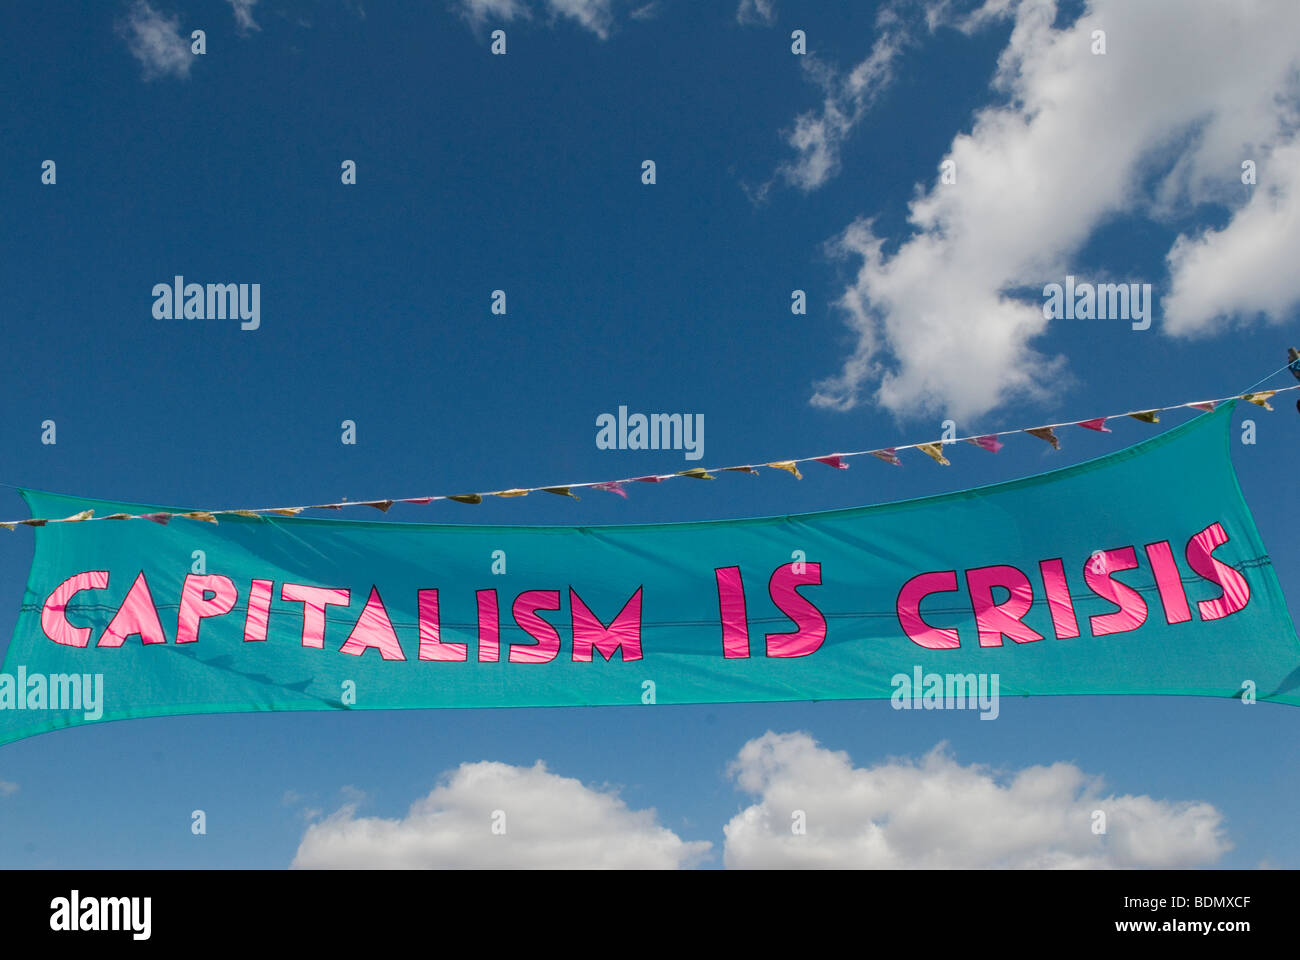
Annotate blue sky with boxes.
[1,0,1298,868]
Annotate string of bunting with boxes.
[2,383,1295,530]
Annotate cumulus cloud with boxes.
[1163,137,1300,335]
[226,0,260,33]
[804,0,1300,419]
[723,732,1230,868]
[292,759,709,869]
[456,0,614,38]
[117,1,193,80]
[737,0,776,27]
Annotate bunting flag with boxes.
[0,383,1296,529]
[1025,427,1061,450]
[2,400,1296,746]
[916,442,951,466]
[967,435,1005,453]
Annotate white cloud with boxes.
[1164,137,1300,336]
[226,0,260,34]
[774,8,919,192]
[807,0,1300,419]
[291,760,710,868]
[457,0,533,27]
[118,1,193,81]
[770,1,1011,194]
[546,0,614,39]
[0,780,17,798]
[456,0,614,38]
[723,732,1230,868]
[737,0,776,27]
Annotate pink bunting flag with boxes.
[591,481,628,499]
[632,476,663,483]
[1189,401,1216,412]
[815,455,850,470]
[142,513,172,525]
[966,435,1004,453]
[402,497,433,505]
[871,448,901,466]
[1077,418,1111,433]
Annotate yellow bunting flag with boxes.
[1025,427,1061,450]
[1128,410,1160,423]
[491,489,530,498]
[676,468,714,480]
[224,510,261,518]
[61,510,94,522]
[0,522,14,531]
[916,443,950,466]
[543,487,580,499]
[1242,391,1276,410]
[182,512,219,523]
[269,507,304,516]
[105,513,133,520]
[448,494,483,505]
[722,466,760,475]
[767,461,803,479]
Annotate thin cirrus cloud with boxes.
[723,732,1230,869]
[289,733,1228,868]
[794,0,1300,421]
[117,0,194,81]
[736,0,776,27]
[764,0,994,195]
[456,0,615,39]
[290,759,711,869]
[226,0,261,34]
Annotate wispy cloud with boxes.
[455,0,616,39]
[117,0,193,81]
[737,0,776,27]
[226,0,260,34]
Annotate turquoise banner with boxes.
[2,401,1297,745]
